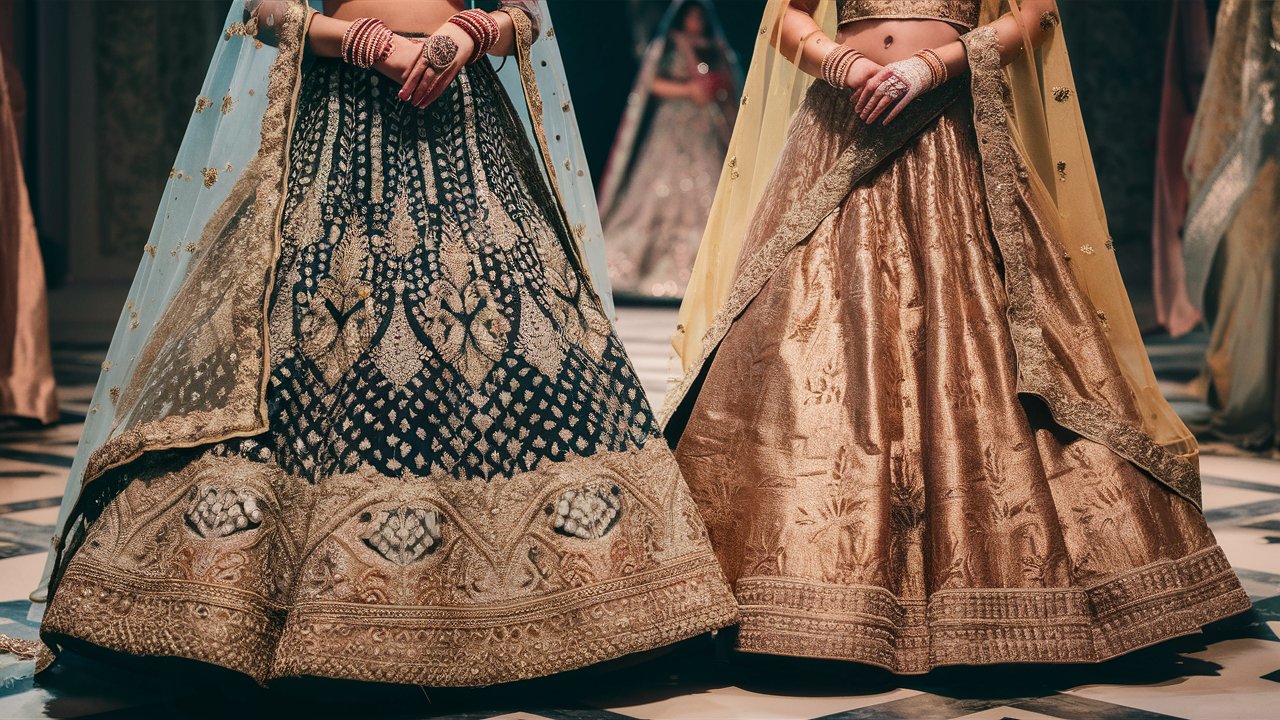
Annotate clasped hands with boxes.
[844,53,940,126]
[374,22,475,110]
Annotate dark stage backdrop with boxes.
[14,0,1190,329]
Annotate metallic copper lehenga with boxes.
[42,52,735,686]
[664,5,1249,672]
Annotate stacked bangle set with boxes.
[821,46,864,89]
[914,48,948,88]
[340,9,501,71]
[447,8,500,65]
[341,17,395,69]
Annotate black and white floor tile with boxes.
[1,308,1277,720]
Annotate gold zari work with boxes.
[837,0,980,28]
[44,445,734,686]
[44,3,736,685]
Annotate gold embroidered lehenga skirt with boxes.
[42,59,736,686]
[668,85,1249,672]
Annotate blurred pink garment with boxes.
[1152,0,1210,337]
[0,47,57,424]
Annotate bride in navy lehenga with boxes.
[18,0,736,687]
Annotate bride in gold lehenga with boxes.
[662,0,1250,671]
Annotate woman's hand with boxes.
[391,22,477,109]
[373,35,424,86]
[842,56,884,100]
[854,55,934,125]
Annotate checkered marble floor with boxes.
[1,307,1277,720]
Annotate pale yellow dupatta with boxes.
[993,0,1198,461]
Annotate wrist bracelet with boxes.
[448,9,500,64]
[342,17,394,68]
[916,48,948,88]
[821,46,863,89]
[836,49,863,88]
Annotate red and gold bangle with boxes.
[448,9,500,64]
[342,17,394,68]
[341,18,370,65]
[364,21,395,68]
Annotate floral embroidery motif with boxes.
[299,230,374,386]
[185,486,264,538]
[371,284,425,386]
[549,483,623,539]
[360,506,444,565]
[384,193,421,257]
[419,276,511,389]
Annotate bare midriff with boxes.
[323,0,464,33]
[836,19,961,64]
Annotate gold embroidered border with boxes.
[659,80,964,426]
[960,28,1203,507]
[732,545,1249,673]
[82,1,314,488]
[43,553,735,687]
[497,6,602,304]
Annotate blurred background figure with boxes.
[625,0,669,59]
[597,0,740,300]
[1183,0,1279,453]
[0,0,56,428]
[1151,0,1211,339]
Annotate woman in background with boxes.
[1183,0,1280,453]
[0,8,57,428]
[598,0,740,300]
[1151,0,1211,339]
[664,0,1248,671]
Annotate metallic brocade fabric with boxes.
[674,95,1248,672]
[837,0,979,29]
[43,60,736,687]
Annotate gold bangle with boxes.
[835,49,863,88]
[920,48,948,87]
[821,46,854,88]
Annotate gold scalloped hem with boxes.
[731,545,1249,673]
[42,555,738,687]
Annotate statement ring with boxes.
[423,34,458,71]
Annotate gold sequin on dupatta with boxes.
[80,2,314,490]
[961,27,1202,506]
